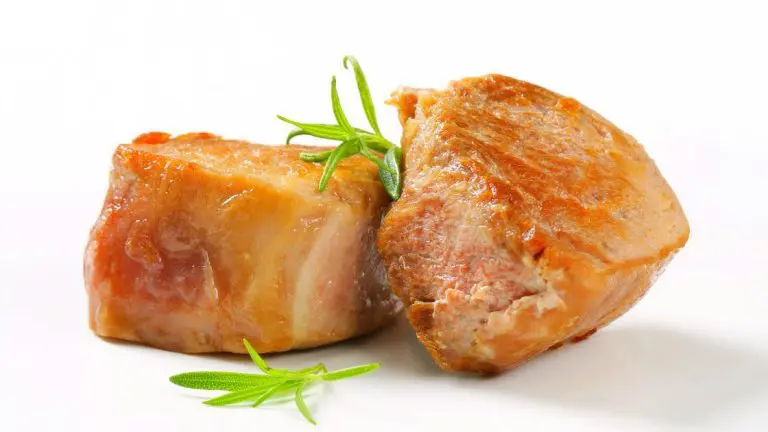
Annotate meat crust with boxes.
[85,133,400,354]
[378,76,689,373]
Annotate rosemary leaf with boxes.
[360,144,396,175]
[343,56,381,136]
[203,382,290,407]
[378,147,402,200]
[330,76,354,133]
[286,129,309,144]
[322,363,381,381]
[242,339,273,374]
[169,371,279,391]
[359,134,394,154]
[318,142,350,192]
[170,338,380,424]
[278,56,403,198]
[251,382,297,407]
[277,116,350,141]
[294,382,316,425]
[299,150,334,163]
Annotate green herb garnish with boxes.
[170,339,379,425]
[277,56,403,200]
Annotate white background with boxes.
[1,1,766,431]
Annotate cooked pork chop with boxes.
[378,76,689,373]
[85,132,400,354]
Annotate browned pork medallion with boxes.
[378,75,689,373]
[85,132,400,354]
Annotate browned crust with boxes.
[379,76,689,373]
[85,134,399,354]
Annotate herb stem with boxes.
[170,339,379,425]
[277,56,403,200]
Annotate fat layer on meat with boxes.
[85,133,400,354]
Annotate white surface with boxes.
[1,1,766,431]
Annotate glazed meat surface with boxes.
[378,76,689,373]
[85,133,400,354]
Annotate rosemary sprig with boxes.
[169,339,379,425]
[277,56,403,200]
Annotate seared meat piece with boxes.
[378,76,689,373]
[85,132,399,354]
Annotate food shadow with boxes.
[195,314,442,378]
[486,324,768,426]
[338,314,443,378]
[184,316,768,426]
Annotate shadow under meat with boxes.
[484,324,768,426]
[191,314,441,377]
[338,314,443,377]
[132,307,767,427]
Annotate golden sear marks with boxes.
[378,75,689,372]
